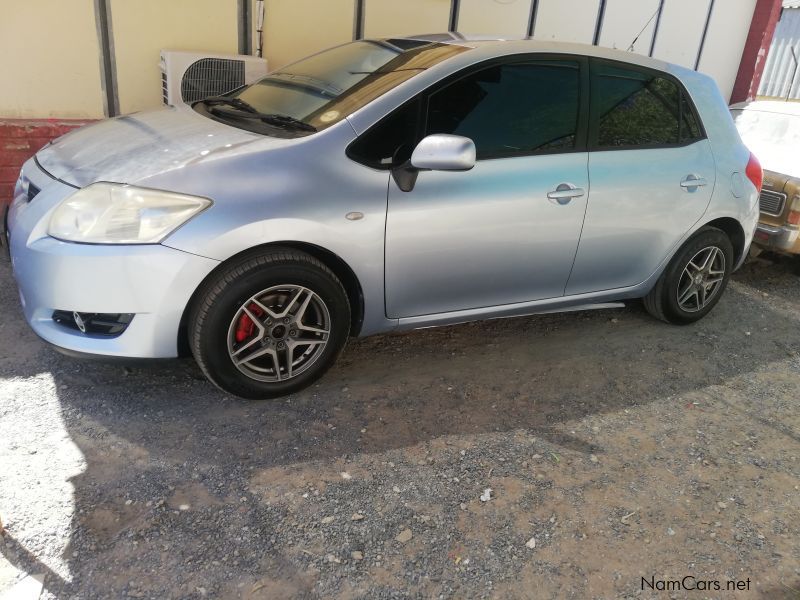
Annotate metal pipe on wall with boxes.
[527,0,539,38]
[449,0,461,32]
[256,0,265,58]
[353,0,366,40]
[593,0,607,45]
[694,0,715,70]
[237,0,252,55]
[93,0,119,117]
[648,0,666,57]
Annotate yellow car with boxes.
[731,100,800,255]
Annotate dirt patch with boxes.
[0,254,799,598]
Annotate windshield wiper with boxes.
[199,96,260,113]
[258,113,317,132]
[206,104,318,132]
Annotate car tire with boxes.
[643,227,734,325]
[189,248,350,399]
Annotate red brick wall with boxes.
[0,119,95,204]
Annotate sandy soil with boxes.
[0,253,798,599]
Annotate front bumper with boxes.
[7,159,220,358]
[753,221,800,254]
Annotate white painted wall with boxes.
[458,0,532,38]
[363,0,451,38]
[263,0,355,71]
[533,0,600,44]
[0,0,759,119]
[695,0,757,100]
[110,0,239,115]
[597,0,660,54]
[0,1,104,118]
[643,0,758,100]
[649,0,712,68]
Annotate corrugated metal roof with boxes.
[760,5,800,99]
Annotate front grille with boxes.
[27,183,40,202]
[52,311,134,337]
[759,189,787,216]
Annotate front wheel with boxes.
[643,227,734,325]
[189,249,351,399]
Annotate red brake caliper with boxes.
[235,304,265,343]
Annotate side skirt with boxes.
[396,300,628,332]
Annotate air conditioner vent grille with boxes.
[161,71,169,105]
[180,58,245,104]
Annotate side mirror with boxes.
[410,134,476,171]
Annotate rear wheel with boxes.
[189,249,350,399]
[643,227,734,324]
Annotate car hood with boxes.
[35,107,280,188]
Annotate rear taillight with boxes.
[745,152,763,193]
[788,195,800,225]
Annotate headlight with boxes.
[14,172,28,199]
[48,183,211,244]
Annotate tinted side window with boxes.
[681,94,702,141]
[592,63,702,148]
[426,61,581,159]
[347,99,420,169]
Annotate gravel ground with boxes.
[1,254,799,599]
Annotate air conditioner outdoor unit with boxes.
[159,50,268,106]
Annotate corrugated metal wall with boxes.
[758,7,800,99]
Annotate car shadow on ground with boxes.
[1,258,799,598]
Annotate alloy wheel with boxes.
[676,246,726,313]
[226,285,331,382]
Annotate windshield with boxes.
[731,108,800,177]
[194,39,469,136]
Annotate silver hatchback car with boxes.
[5,35,761,399]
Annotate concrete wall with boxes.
[363,0,451,38]
[260,0,757,101]
[110,0,239,115]
[0,0,762,118]
[0,1,105,119]
[648,0,758,99]
[458,0,532,38]
[696,0,759,100]
[597,0,660,55]
[262,0,354,71]
[534,0,599,44]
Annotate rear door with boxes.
[566,59,715,296]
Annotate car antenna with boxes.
[626,6,661,52]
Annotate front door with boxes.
[383,58,590,318]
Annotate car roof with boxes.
[386,32,672,72]
[729,99,800,116]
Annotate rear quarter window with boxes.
[591,62,703,150]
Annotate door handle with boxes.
[547,183,585,205]
[680,175,707,189]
